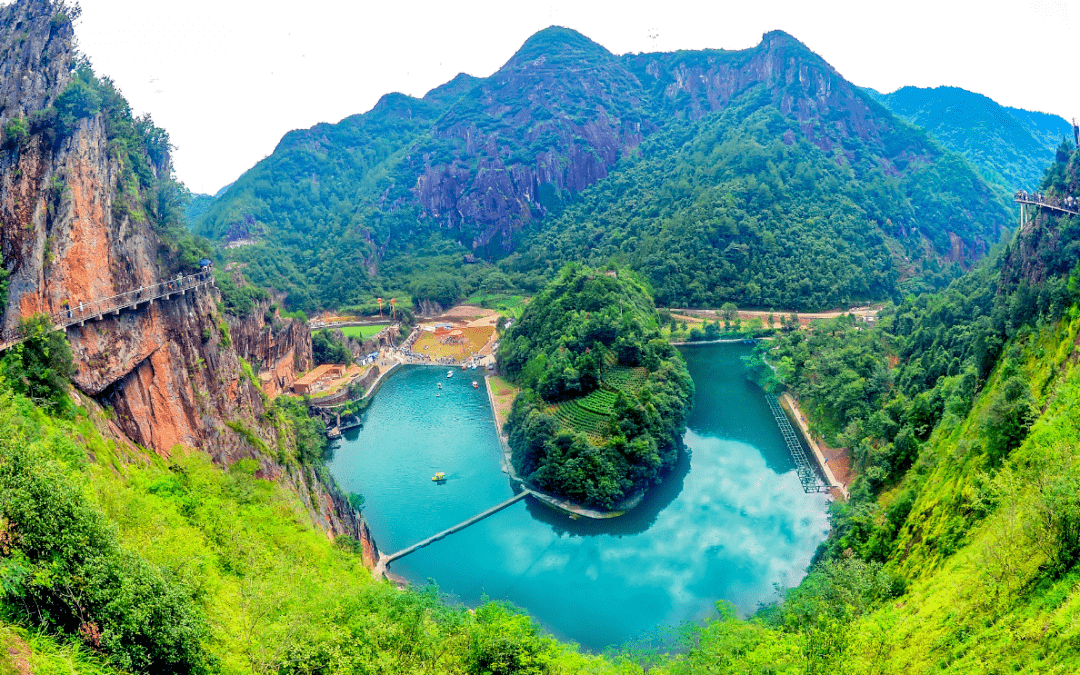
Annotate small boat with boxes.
[461,363,467,370]
[437,382,442,389]
[470,364,477,370]
[432,472,446,482]
[446,370,453,378]
[435,393,440,397]
[472,381,479,388]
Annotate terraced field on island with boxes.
[546,365,650,442]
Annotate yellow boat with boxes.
[432,472,446,482]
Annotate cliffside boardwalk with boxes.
[373,490,530,578]
[0,269,216,352]
[766,395,825,493]
[1015,192,1079,230]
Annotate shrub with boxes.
[0,315,75,410]
[0,396,212,672]
[3,116,29,149]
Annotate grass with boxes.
[465,293,530,319]
[487,375,519,433]
[339,325,385,339]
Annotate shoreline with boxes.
[779,392,850,500]
[483,374,642,519]
[670,337,765,346]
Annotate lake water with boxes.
[327,344,829,650]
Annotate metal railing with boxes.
[1014,191,1079,216]
[0,269,216,351]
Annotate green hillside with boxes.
[3,143,1080,675]
[869,85,1073,191]
[193,29,1012,313]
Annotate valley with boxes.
[0,0,1078,672]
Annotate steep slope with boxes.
[196,28,1011,312]
[870,85,1072,190]
[517,34,1010,308]
[0,0,356,535]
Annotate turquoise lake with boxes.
[327,344,830,650]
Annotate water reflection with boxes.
[328,347,830,650]
[524,446,692,537]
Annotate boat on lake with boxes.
[446,370,453,378]
[472,381,479,388]
[432,472,446,482]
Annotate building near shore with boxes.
[293,364,346,395]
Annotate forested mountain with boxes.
[868,85,1073,191]
[194,28,1012,312]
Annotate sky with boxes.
[61,0,1076,195]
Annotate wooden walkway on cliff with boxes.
[373,490,530,577]
[0,269,216,352]
[765,395,827,494]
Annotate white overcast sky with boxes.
[58,0,1076,195]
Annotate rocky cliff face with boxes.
[0,0,358,538]
[409,27,647,251]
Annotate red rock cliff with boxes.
[0,0,359,539]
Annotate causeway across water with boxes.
[373,490,530,578]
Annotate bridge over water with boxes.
[0,269,215,352]
[373,490,530,578]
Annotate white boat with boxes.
[446,370,453,378]
[470,364,477,370]
[437,382,442,389]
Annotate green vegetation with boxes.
[0,314,76,411]
[870,85,1073,191]
[338,324,384,339]
[312,328,354,365]
[192,29,1008,315]
[500,266,693,509]
[2,116,28,149]
[213,269,270,318]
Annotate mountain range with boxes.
[193,27,1023,312]
[867,85,1073,191]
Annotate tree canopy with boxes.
[499,265,693,509]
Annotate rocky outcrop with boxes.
[0,0,360,539]
[407,27,647,252]
[228,300,312,397]
[0,0,73,122]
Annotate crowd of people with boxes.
[1016,190,1078,213]
[384,326,488,367]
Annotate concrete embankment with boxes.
[779,393,850,500]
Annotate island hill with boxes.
[499,265,694,511]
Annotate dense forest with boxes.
[509,91,1003,308]
[191,28,1013,314]
[869,85,1073,192]
[499,265,694,509]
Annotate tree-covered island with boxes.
[499,265,694,510]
